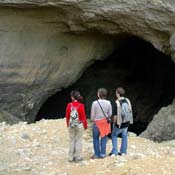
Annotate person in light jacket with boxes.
[90,88,112,159]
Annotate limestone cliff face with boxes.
[0,0,174,141]
[0,0,175,58]
[0,8,115,122]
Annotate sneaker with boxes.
[74,157,83,163]
[118,152,126,156]
[100,154,106,158]
[109,153,117,157]
[68,157,74,162]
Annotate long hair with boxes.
[70,90,84,103]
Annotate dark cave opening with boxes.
[36,36,175,135]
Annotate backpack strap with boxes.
[115,100,122,127]
[125,98,133,124]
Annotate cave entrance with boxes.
[36,36,175,135]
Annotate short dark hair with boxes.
[98,88,107,99]
[116,87,125,96]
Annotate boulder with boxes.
[140,103,175,142]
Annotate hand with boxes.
[107,117,111,123]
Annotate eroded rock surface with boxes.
[0,7,115,122]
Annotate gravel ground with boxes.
[0,119,175,175]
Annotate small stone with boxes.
[16,149,26,157]
[19,122,27,125]
[2,122,6,126]
[21,133,31,140]
[47,161,53,166]
[128,132,137,137]
[41,130,47,135]
[130,145,137,149]
[23,166,32,171]
[49,172,58,175]
[80,160,89,166]
[39,172,47,175]
[32,142,40,147]
[115,162,125,167]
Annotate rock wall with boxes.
[0,8,115,123]
[0,1,175,58]
[0,0,174,141]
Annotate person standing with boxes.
[91,88,112,159]
[66,90,88,162]
[109,87,133,156]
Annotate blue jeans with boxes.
[111,124,128,155]
[92,123,107,158]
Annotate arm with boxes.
[108,102,112,117]
[111,102,117,123]
[116,100,122,126]
[65,103,71,127]
[90,101,96,122]
[79,104,88,129]
[113,115,117,124]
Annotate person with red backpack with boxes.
[66,90,87,162]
